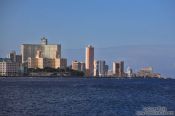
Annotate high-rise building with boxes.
[98,61,106,77]
[8,51,22,64]
[16,55,22,64]
[21,37,61,63]
[21,37,66,69]
[80,62,85,73]
[94,60,99,77]
[104,65,109,76]
[113,61,124,77]
[126,67,133,77]
[94,60,108,77]
[85,45,94,76]
[9,51,16,62]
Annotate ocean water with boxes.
[0,77,174,116]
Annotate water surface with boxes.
[0,77,174,116]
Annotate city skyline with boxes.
[0,0,175,77]
[0,37,163,78]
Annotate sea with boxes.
[0,77,175,116]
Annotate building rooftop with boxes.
[87,45,94,48]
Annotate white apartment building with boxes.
[0,59,20,76]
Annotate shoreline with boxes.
[0,76,170,79]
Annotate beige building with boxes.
[72,60,81,71]
[21,37,61,63]
[28,57,67,69]
[0,58,20,76]
[55,58,67,69]
[72,61,85,72]
[137,66,161,78]
[113,61,124,77]
[22,37,67,69]
[85,45,94,76]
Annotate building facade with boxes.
[72,61,81,71]
[8,51,16,62]
[94,60,108,77]
[0,58,20,76]
[85,45,94,76]
[21,37,61,63]
[72,60,85,72]
[8,51,22,64]
[137,66,161,78]
[55,58,67,69]
[113,61,124,77]
[21,37,67,69]
[126,67,133,77]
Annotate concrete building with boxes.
[137,66,153,77]
[8,51,22,64]
[21,37,67,69]
[94,60,99,77]
[28,57,67,69]
[137,66,161,78]
[16,55,22,64]
[107,70,113,77]
[113,61,124,77]
[104,65,109,76]
[21,37,61,63]
[80,62,85,73]
[94,60,108,77]
[0,58,20,76]
[55,58,67,69]
[126,67,133,77]
[72,60,85,72]
[72,60,81,71]
[8,51,16,62]
[85,45,94,76]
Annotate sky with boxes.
[0,0,175,77]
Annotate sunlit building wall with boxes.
[85,45,94,76]
[21,37,61,63]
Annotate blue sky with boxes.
[0,0,175,77]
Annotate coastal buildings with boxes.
[0,37,163,77]
[85,45,94,76]
[72,60,85,72]
[94,60,108,77]
[80,62,86,73]
[113,61,124,77]
[137,66,161,78]
[15,55,22,64]
[0,58,20,76]
[8,51,22,63]
[21,37,67,69]
[8,51,16,62]
[72,61,81,71]
[55,58,67,69]
[21,37,61,63]
[126,67,133,77]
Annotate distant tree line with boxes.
[27,67,84,77]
